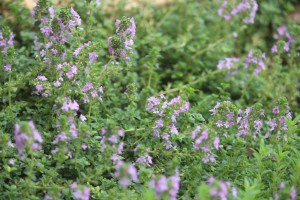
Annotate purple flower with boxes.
[217,58,240,70]
[118,129,125,137]
[119,177,130,187]
[254,119,263,133]
[82,82,93,92]
[40,26,52,38]
[4,64,11,72]
[271,45,278,53]
[80,114,87,122]
[71,183,90,200]
[9,158,14,165]
[155,118,164,128]
[70,8,81,26]
[156,176,168,194]
[89,52,98,64]
[216,120,223,128]
[62,99,79,112]
[290,186,297,200]
[279,182,285,189]
[284,42,290,52]
[272,106,280,114]
[28,121,43,143]
[14,121,43,160]
[108,135,118,144]
[53,81,61,87]
[170,124,178,135]
[36,75,47,81]
[213,137,220,150]
[81,143,88,150]
[128,164,138,182]
[49,6,55,19]
[137,153,152,167]
[115,19,121,27]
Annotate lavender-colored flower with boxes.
[217,58,240,70]
[119,177,130,187]
[40,26,53,38]
[118,129,125,137]
[216,120,223,128]
[279,182,285,189]
[271,45,278,54]
[53,81,61,87]
[89,52,98,64]
[36,75,47,81]
[155,118,164,128]
[80,114,87,122]
[156,176,168,194]
[70,8,81,26]
[137,153,153,167]
[81,143,88,150]
[170,124,179,135]
[9,158,14,165]
[82,83,93,92]
[128,164,138,182]
[49,6,55,19]
[115,19,121,27]
[284,42,290,52]
[253,119,263,133]
[14,121,43,160]
[290,186,297,200]
[272,106,280,114]
[108,135,118,144]
[71,183,90,200]
[4,64,11,72]
[213,137,220,150]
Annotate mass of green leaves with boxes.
[0,0,299,199]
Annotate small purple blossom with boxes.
[4,64,11,72]
[89,52,98,64]
[272,106,280,114]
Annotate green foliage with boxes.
[0,0,299,199]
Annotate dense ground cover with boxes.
[0,0,299,199]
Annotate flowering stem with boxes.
[8,73,12,118]
[88,103,92,123]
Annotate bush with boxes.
[0,0,299,199]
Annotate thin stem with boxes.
[8,73,12,118]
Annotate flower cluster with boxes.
[273,182,297,200]
[31,5,86,97]
[218,0,258,24]
[34,75,51,97]
[209,99,292,141]
[82,82,104,103]
[70,182,90,200]
[14,121,43,160]
[244,50,266,75]
[0,28,14,55]
[191,126,220,163]
[147,95,190,149]
[149,169,180,200]
[35,6,81,45]
[114,161,138,187]
[217,57,240,70]
[99,128,125,161]
[271,25,295,53]
[108,17,136,61]
[0,27,14,72]
[218,51,266,76]
[136,152,153,167]
[205,177,238,200]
